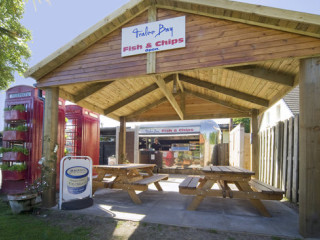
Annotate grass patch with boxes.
[157,224,163,231]
[208,229,218,234]
[271,237,282,240]
[116,220,125,229]
[0,199,91,240]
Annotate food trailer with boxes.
[138,120,221,170]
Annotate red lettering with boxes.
[155,38,184,47]
[123,45,143,52]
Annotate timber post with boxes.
[229,118,233,132]
[251,109,259,178]
[42,87,59,207]
[299,57,320,238]
[118,116,126,164]
[146,2,156,74]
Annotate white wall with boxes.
[229,124,245,168]
[259,99,293,131]
[222,130,229,143]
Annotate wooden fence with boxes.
[259,114,299,203]
[212,143,229,166]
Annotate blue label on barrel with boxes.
[65,166,89,195]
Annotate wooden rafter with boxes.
[227,66,295,86]
[176,73,184,92]
[104,75,174,115]
[180,91,185,117]
[156,0,320,38]
[74,81,114,103]
[127,96,168,118]
[146,2,157,74]
[178,74,269,107]
[154,75,184,120]
[127,112,250,122]
[126,91,180,118]
[59,88,119,121]
[184,89,252,114]
[25,0,150,80]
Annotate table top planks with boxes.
[93,164,156,170]
[202,165,255,175]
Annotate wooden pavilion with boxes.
[25,0,320,237]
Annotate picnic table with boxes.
[179,166,284,217]
[92,164,168,204]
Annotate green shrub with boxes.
[4,105,26,112]
[0,147,29,155]
[4,125,28,132]
[0,164,27,171]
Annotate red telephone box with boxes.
[1,85,66,194]
[65,105,100,166]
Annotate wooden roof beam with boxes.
[184,88,252,114]
[126,91,181,118]
[59,88,119,121]
[227,66,295,86]
[154,75,184,120]
[127,96,168,118]
[156,0,320,38]
[127,112,250,122]
[25,0,150,80]
[74,81,114,103]
[176,73,184,92]
[178,74,269,107]
[103,75,174,115]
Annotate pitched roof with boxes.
[22,0,320,122]
[283,86,299,115]
[25,0,320,80]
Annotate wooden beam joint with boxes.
[154,75,184,120]
[178,74,269,107]
[227,66,295,87]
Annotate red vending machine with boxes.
[1,85,66,194]
[65,105,100,166]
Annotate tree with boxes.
[232,118,250,133]
[0,0,31,90]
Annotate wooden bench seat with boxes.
[249,179,284,194]
[179,176,203,189]
[179,176,204,194]
[132,174,169,186]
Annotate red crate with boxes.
[4,110,27,122]
[2,152,27,161]
[2,170,27,181]
[3,131,27,142]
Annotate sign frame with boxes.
[121,16,186,57]
[139,126,201,135]
[59,156,93,210]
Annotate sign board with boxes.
[121,16,185,57]
[59,156,93,210]
[140,126,200,135]
[9,91,31,98]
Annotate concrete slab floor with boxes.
[62,175,301,239]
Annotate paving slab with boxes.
[62,175,301,239]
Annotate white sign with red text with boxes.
[140,126,200,135]
[121,16,185,57]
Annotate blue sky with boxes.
[0,0,320,130]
